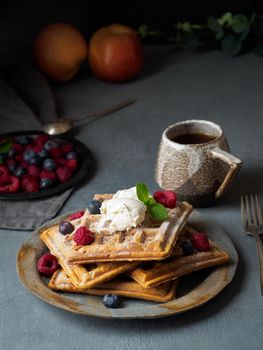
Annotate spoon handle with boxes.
[72,99,136,126]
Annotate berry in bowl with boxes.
[0,131,93,199]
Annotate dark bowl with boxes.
[0,130,94,200]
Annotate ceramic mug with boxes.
[155,120,243,207]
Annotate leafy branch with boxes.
[138,12,263,56]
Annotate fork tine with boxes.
[251,194,257,225]
[245,195,252,226]
[241,195,246,226]
[255,195,263,226]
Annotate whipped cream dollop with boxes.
[98,187,147,232]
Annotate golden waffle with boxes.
[129,225,230,288]
[49,268,178,303]
[66,196,193,263]
[40,225,139,289]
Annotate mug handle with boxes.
[209,147,243,199]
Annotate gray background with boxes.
[0,47,263,349]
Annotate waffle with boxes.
[40,225,139,289]
[66,196,193,263]
[49,268,178,303]
[129,225,230,288]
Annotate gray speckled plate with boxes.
[16,210,238,319]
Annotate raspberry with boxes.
[56,166,73,183]
[15,154,23,163]
[153,190,177,209]
[12,143,24,154]
[35,134,49,146]
[20,161,29,169]
[33,144,43,153]
[69,210,85,220]
[22,175,39,192]
[0,165,9,177]
[25,143,34,151]
[40,169,57,181]
[37,253,58,277]
[49,147,63,159]
[5,159,16,167]
[67,158,78,171]
[74,227,94,246]
[56,158,67,166]
[61,144,73,154]
[0,175,20,192]
[28,165,41,178]
[191,233,210,252]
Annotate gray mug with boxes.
[155,120,243,207]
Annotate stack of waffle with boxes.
[40,194,229,303]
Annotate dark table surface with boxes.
[0,47,263,350]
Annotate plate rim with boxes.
[16,210,238,319]
[0,130,94,200]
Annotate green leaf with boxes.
[254,44,263,56]
[148,203,168,220]
[136,183,150,203]
[249,12,256,26]
[218,12,232,26]
[231,14,248,33]
[207,16,222,32]
[176,22,192,32]
[181,32,200,49]
[221,35,243,56]
[137,24,148,38]
[215,29,224,40]
[240,26,250,41]
[145,197,155,206]
[0,155,3,164]
[0,140,12,154]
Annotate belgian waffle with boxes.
[49,268,178,303]
[129,225,230,288]
[40,225,139,289]
[66,195,193,263]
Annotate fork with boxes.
[241,194,263,297]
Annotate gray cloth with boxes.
[0,189,73,230]
[0,74,73,230]
[1,47,263,350]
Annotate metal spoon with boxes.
[42,99,135,135]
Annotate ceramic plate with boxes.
[16,210,238,319]
[0,130,94,200]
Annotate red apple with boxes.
[88,23,143,82]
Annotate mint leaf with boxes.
[136,183,150,203]
[145,197,155,206]
[136,183,168,220]
[0,140,12,154]
[148,203,168,220]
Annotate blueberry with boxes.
[8,163,17,174]
[8,148,17,159]
[14,166,27,178]
[38,149,50,159]
[16,135,31,145]
[181,241,195,256]
[43,158,57,171]
[103,294,121,308]
[29,156,42,166]
[59,221,74,235]
[23,149,36,162]
[88,200,101,214]
[40,178,54,190]
[66,152,78,160]
[44,140,59,151]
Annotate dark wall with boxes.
[0,0,260,35]
[0,0,261,70]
